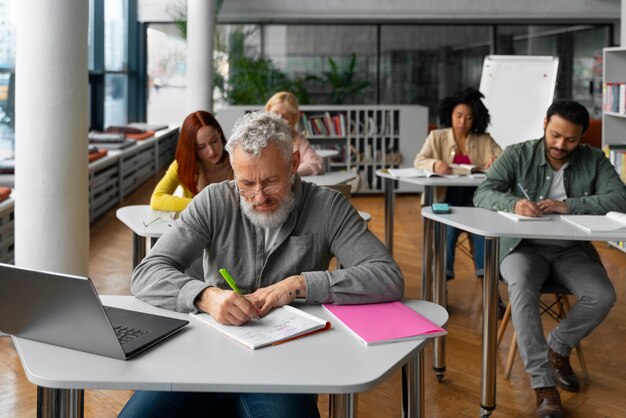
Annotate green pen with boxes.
[219,268,260,320]
[219,268,241,294]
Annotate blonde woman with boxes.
[265,91,324,176]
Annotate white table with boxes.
[13,296,448,418]
[316,149,340,172]
[303,171,356,186]
[116,205,175,267]
[376,169,484,381]
[421,207,626,417]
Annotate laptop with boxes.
[0,263,189,360]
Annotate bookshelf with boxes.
[602,46,626,253]
[0,127,179,264]
[217,105,428,193]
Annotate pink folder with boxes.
[322,301,446,346]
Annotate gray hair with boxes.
[226,111,293,163]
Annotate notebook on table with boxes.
[0,263,188,360]
[322,301,446,346]
[561,212,626,233]
[191,305,331,350]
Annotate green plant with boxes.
[317,53,370,104]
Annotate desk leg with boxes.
[37,386,84,418]
[402,349,425,418]
[480,237,500,416]
[432,220,447,382]
[421,218,433,302]
[383,177,395,254]
[132,233,147,269]
[329,393,357,418]
[420,186,435,302]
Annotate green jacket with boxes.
[473,138,626,263]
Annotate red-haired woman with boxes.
[150,111,234,211]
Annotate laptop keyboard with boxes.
[114,325,149,345]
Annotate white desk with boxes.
[116,205,175,267]
[376,169,483,252]
[421,207,625,417]
[316,149,340,172]
[376,169,484,382]
[303,171,356,186]
[13,296,448,418]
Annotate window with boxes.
[146,23,187,125]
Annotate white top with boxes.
[303,171,356,186]
[422,206,626,241]
[375,169,484,188]
[116,205,174,238]
[13,296,447,394]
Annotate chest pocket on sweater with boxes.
[264,234,321,285]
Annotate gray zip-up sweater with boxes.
[131,176,404,313]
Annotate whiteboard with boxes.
[479,55,559,149]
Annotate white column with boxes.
[187,0,215,113]
[15,0,89,275]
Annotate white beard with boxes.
[240,190,297,229]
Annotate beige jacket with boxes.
[414,128,502,203]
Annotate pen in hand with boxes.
[517,183,533,202]
[219,268,260,320]
[219,268,241,293]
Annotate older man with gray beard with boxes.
[122,111,403,418]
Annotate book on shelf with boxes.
[497,211,551,222]
[322,301,446,346]
[604,82,626,114]
[605,145,626,183]
[94,140,137,151]
[126,122,169,132]
[560,212,626,233]
[88,131,126,143]
[190,305,331,350]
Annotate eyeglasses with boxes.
[143,211,177,227]
[236,184,282,199]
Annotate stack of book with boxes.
[299,112,346,137]
[604,82,626,114]
[88,131,136,151]
[604,144,626,183]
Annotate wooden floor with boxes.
[2,175,626,418]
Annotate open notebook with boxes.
[561,212,626,233]
[497,211,551,222]
[322,301,446,346]
[191,305,331,349]
[387,168,459,179]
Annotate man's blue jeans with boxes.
[118,391,320,418]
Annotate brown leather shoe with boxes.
[535,387,563,418]
[549,348,580,392]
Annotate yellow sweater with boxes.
[150,161,194,212]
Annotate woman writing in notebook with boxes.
[414,87,502,280]
[265,91,325,176]
[150,111,234,212]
